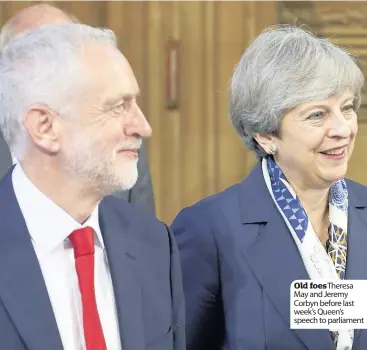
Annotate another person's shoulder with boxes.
[100,195,171,249]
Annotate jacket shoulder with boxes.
[345,178,367,199]
[175,181,243,222]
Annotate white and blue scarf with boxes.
[262,156,353,350]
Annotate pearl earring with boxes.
[269,144,277,155]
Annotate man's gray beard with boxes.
[62,153,138,197]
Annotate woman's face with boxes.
[273,90,358,188]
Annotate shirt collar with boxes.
[12,163,105,254]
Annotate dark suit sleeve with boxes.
[164,223,186,350]
[171,207,223,350]
[128,141,155,213]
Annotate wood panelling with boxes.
[1,2,367,223]
[179,2,204,216]
[216,2,247,192]
[203,1,216,196]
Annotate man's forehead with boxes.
[106,75,140,101]
[84,44,133,77]
[82,45,139,99]
[83,43,122,61]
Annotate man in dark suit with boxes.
[0,19,184,350]
[0,4,155,213]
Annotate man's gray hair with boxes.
[230,25,365,159]
[0,23,117,159]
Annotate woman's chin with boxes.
[318,168,348,184]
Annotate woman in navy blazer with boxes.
[171,25,367,350]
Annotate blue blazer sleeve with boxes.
[171,206,224,350]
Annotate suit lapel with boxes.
[244,211,334,350]
[0,170,63,350]
[99,199,145,350]
[240,162,334,350]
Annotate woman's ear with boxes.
[254,133,277,155]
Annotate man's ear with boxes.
[23,104,61,154]
[254,133,277,155]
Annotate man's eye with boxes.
[116,102,125,109]
[110,102,125,113]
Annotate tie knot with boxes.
[69,226,95,258]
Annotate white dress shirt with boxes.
[12,164,122,350]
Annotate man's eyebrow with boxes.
[104,91,140,107]
[104,94,125,107]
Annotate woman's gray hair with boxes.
[230,25,365,159]
[0,23,116,160]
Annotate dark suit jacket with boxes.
[0,167,185,350]
[0,133,155,213]
[171,161,367,350]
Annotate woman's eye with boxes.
[307,111,325,120]
[343,104,354,112]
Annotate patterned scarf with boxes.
[262,156,353,350]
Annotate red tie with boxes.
[69,226,107,350]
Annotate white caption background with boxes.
[290,280,367,329]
